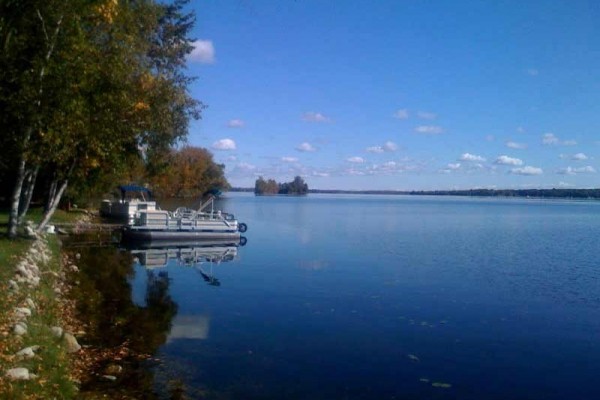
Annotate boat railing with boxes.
[133,209,236,230]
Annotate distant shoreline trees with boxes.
[236,186,600,200]
[254,176,308,195]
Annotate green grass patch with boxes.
[0,207,89,230]
[0,238,30,318]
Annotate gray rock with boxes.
[25,298,36,310]
[24,225,36,238]
[16,346,39,359]
[14,307,32,319]
[101,375,117,382]
[63,332,81,353]
[13,322,27,336]
[8,280,19,292]
[15,264,31,278]
[5,368,30,380]
[50,326,63,338]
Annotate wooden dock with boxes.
[53,222,123,233]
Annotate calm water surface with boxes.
[128,193,600,399]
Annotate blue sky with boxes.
[185,0,600,190]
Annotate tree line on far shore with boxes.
[254,176,309,195]
[238,186,600,200]
[0,0,227,238]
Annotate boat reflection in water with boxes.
[126,238,245,288]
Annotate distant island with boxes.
[254,176,309,195]
[232,187,600,199]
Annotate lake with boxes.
[116,193,600,399]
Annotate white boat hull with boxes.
[121,209,245,244]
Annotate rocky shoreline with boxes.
[0,212,133,398]
[5,233,82,380]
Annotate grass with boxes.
[0,207,88,227]
[0,211,79,399]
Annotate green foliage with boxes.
[254,177,279,195]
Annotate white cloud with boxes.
[558,181,575,188]
[312,171,330,177]
[459,153,486,162]
[346,168,366,176]
[447,163,461,170]
[415,125,444,135]
[542,133,578,146]
[281,156,299,163]
[572,152,588,161]
[227,119,245,128]
[393,109,409,119]
[495,155,523,166]
[542,133,559,145]
[346,156,365,163]
[383,141,398,151]
[366,146,384,153]
[296,142,316,152]
[366,141,398,153]
[417,111,437,120]
[189,40,215,64]
[212,138,236,150]
[506,141,527,149]
[558,166,596,175]
[302,112,331,123]
[226,155,237,161]
[510,166,543,175]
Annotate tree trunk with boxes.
[46,176,57,212]
[37,160,75,232]
[18,165,39,225]
[37,178,68,233]
[8,159,27,238]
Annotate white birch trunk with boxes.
[18,166,39,224]
[46,177,57,212]
[7,155,28,238]
[37,178,68,232]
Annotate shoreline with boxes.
[0,211,145,399]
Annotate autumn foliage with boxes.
[150,146,229,198]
